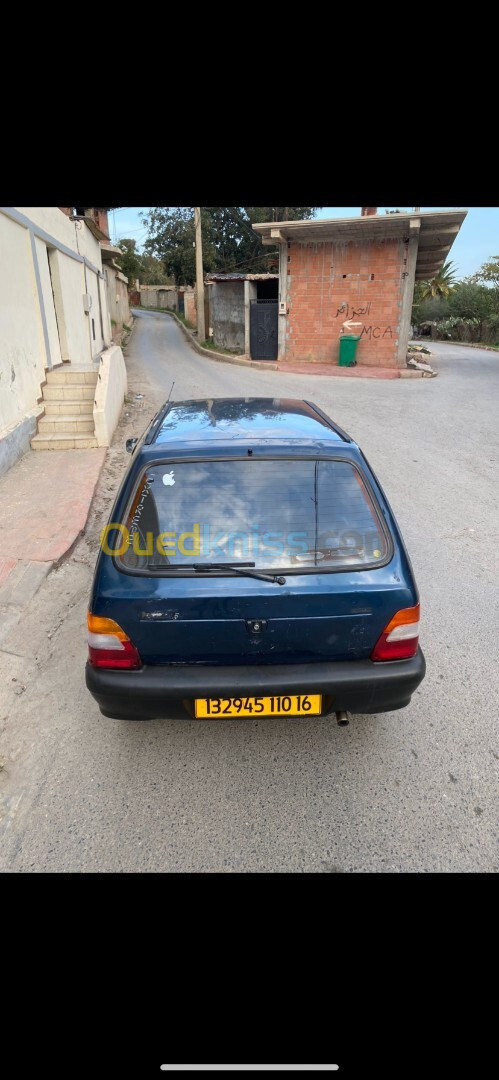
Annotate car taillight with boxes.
[87,613,141,669]
[370,603,420,662]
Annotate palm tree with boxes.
[420,260,458,300]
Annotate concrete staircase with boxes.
[31,368,98,451]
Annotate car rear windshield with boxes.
[112,459,389,572]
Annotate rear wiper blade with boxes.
[192,562,286,585]
[294,547,364,561]
[146,560,286,584]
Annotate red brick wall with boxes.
[285,239,406,367]
[95,209,110,239]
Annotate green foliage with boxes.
[172,311,194,329]
[471,255,499,286]
[138,254,172,286]
[140,207,322,285]
[116,239,171,286]
[116,239,142,284]
[140,208,210,286]
[412,255,499,344]
[419,260,458,300]
[448,281,495,324]
[414,295,450,324]
[436,316,482,342]
[200,339,242,355]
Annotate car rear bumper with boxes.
[85,647,426,719]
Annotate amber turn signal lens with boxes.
[87,612,129,641]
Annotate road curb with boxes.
[121,315,136,349]
[134,308,407,377]
[414,339,499,354]
[139,308,272,370]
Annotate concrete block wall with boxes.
[93,345,127,447]
[105,266,131,341]
[183,290,196,326]
[159,290,177,310]
[285,239,406,367]
[140,287,177,310]
[210,282,245,351]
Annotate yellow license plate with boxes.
[195,694,322,718]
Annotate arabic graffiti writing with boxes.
[334,301,372,319]
[333,301,392,342]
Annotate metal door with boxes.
[250,299,278,360]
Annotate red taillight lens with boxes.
[370,603,420,662]
[87,613,141,669]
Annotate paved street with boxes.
[0,312,497,872]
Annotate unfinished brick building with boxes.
[252,209,467,369]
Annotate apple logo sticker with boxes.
[162,472,175,486]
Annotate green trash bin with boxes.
[338,333,361,366]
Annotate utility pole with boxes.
[194,207,206,342]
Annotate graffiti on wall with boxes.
[361,325,392,339]
[335,301,372,319]
[334,301,392,340]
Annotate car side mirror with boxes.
[126,438,138,454]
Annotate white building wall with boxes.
[99,272,112,344]
[34,236,62,368]
[0,206,111,476]
[47,247,90,365]
[105,265,131,339]
[85,258,105,357]
[93,345,127,446]
[0,213,47,439]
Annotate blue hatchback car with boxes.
[85,398,425,721]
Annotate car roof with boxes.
[145,398,353,451]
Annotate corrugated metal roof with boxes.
[206,273,279,282]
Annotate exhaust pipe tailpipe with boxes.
[335,711,350,726]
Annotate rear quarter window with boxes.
[109,458,390,572]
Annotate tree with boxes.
[447,278,497,340]
[472,255,499,287]
[471,256,499,316]
[140,208,216,286]
[448,280,495,322]
[116,237,175,286]
[139,254,172,286]
[115,239,142,285]
[413,295,450,325]
[419,260,458,300]
[141,207,322,284]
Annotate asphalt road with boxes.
[1,312,497,872]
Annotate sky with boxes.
[108,207,499,279]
